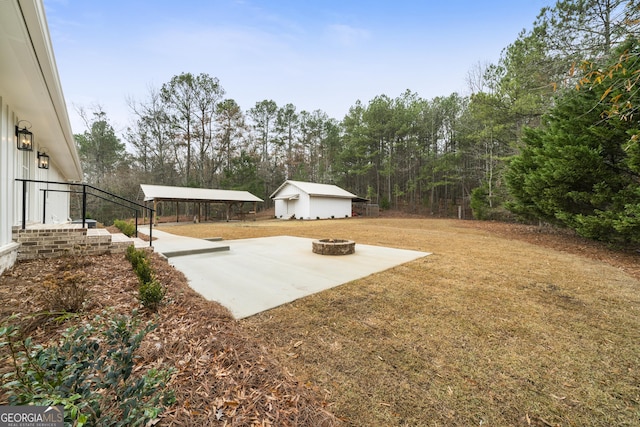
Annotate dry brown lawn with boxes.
[160,217,640,427]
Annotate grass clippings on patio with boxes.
[162,217,640,426]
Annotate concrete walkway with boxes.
[148,230,430,319]
[149,229,230,256]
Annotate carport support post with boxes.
[153,199,158,226]
[176,201,179,223]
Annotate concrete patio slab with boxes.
[153,233,430,319]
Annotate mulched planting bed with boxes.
[0,251,338,426]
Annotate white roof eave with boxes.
[0,0,83,181]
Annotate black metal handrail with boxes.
[40,189,144,238]
[15,179,154,246]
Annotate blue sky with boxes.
[43,0,552,135]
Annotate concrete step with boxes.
[86,228,110,236]
[110,232,149,249]
[136,229,229,258]
[160,245,230,258]
[85,228,111,244]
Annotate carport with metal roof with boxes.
[140,184,263,224]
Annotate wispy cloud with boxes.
[43,0,551,132]
[325,24,370,48]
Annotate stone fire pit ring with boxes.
[312,238,356,255]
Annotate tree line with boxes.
[75,0,640,244]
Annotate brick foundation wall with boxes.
[12,227,130,261]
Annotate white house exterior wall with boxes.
[0,96,20,267]
[0,0,80,274]
[300,192,312,219]
[274,198,300,219]
[0,97,28,270]
[275,183,298,199]
[274,199,288,218]
[34,167,71,225]
[42,175,71,224]
[274,183,303,218]
[1,117,72,274]
[309,196,351,219]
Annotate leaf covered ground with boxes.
[1,215,639,426]
[0,247,336,425]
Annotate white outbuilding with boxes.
[270,180,358,220]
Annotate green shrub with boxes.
[470,185,515,221]
[125,245,146,269]
[380,197,390,210]
[113,219,136,237]
[0,312,174,426]
[125,245,140,264]
[138,279,166,311]
[126,246,152,284]
[470,186,490,220]
[134,257,154,285]
[125,246,165,312]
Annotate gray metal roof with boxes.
[270,180,357,199]
[140,184,263,203]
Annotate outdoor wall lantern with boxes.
[15,121,34,151]
[37,151,50,169]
